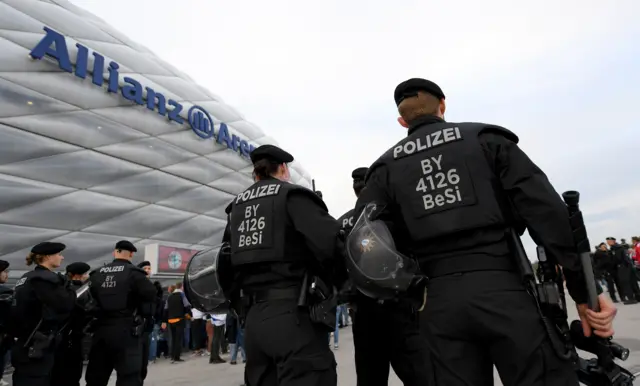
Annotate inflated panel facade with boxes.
[0,0,313,278]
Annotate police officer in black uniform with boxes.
[136,260,155,383]
[354,78,618,386]
[11,242,77,386]
[51,262,92,386]
[342,167,432,386]
[0,260,13,383]
[221,144,344,386]
[606,237,639,304]
[85,241,157,386]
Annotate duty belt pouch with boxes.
[27,331,55,359]
[309,295,337,333]
[131,315,143,337]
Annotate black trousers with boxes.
[244,299,337,386]
[210,324,225,361]
[11,338,56,386]
[51,334,84,386]
[85,326,143,386]
[169,320,184,361]
[140,331,150,381]
[604,271,619,300]
[422,270,578,386]
[352,297,432,386]
[191,319,206,350]
[615,265,636,301]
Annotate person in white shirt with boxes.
[209,313,226,364]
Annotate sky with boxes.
[74,0,640,260]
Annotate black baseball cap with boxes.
[394,78,445,106]
[250,145,294,164]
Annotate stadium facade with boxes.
[0,0,313,280]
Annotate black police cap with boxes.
[138,261,151,269]
[352,167,368,181]
[0,260,9,273]
[31,242,66,256]
[66,262,90,275]
[394,78,445,106]
[250,145,294,165]
[115,240,137,252]
[606,237,616,241]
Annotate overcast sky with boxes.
[74,0,639,259]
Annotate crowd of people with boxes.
[151,281,246,366]
[592,236,640,305]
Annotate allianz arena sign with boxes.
[29,26,256,159]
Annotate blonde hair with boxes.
[398,91,441,123]
[26,252,46,266]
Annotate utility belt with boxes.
[420,252,516,278]
[92,310,143,338]
[243,274,337,333]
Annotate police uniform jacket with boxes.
[356,115,591,304]
[337,209,356,235]
[11,265,76,339]
[223,177,344,294]
[89,259,156,325]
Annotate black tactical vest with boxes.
[12,267,66,336]
[373,121,517,243]
[337,208,356,234]
[89,260,139,315]
[228,179,326,266]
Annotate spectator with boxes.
[191,309,206,356]
[209,313,226,364]
[226,313,246,365]
[163,285,191,363]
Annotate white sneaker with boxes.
[333,344,339,350]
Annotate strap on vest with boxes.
[248,287,300,304]
[422,252,515,278]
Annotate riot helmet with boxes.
[345,203,422,300]
[183,244,229,312]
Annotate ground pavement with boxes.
[104,296,639,386]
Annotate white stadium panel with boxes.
[0,0,314,278]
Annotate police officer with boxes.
[342,167,432,386]
[0,260,13,385]
[85,241,156,386]
[136,260,156,384]
[606,237,639,304]
[221,144,344,386]
[11,242,77,386]
[51,262,92,386]
[354,78,618,386]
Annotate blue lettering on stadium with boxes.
[29,27,256,159]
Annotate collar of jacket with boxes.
[407,115,446,135]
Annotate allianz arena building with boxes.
[0,0,313,281]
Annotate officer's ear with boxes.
[397,116,409,129]
[439,99,446,118]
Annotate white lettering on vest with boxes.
[415,153,464,212]
[237,201,266,248]
[235,184,281,204]
[99,265,125,273]
[342,216,354,229]
[393,126,462,159]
